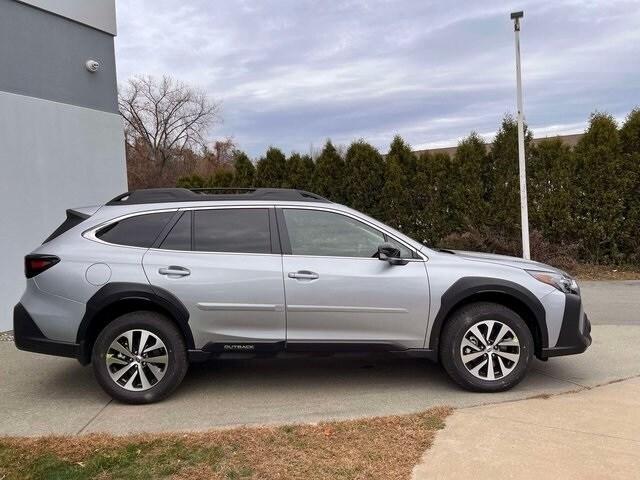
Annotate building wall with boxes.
[17,0,117,34]
[413,133,584,158]
[0,0,125,331]
[0,0,119,113]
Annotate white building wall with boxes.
[0,0,125,331]
[0,92,126,330]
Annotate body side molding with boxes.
[197,302,285,312]
[286,305,408,314]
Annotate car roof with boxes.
[80,189,430,256]
[107,188,331,206]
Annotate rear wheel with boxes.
[92,311,188,404]
[440,302,533,392]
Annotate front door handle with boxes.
[288,270,319,280]
[159,266,191,277]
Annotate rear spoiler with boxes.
[69,205,102,217]
[42,207,100,244]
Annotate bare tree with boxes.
[119,75,221,167]
[207,138,236,168]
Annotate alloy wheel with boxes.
[459,320,521,381]
[106,329,168,391]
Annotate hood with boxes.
[444,249,563,274]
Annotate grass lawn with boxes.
[572,264,640,280]
[0,407,451,480]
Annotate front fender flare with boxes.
[426,277,548,353]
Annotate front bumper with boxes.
[540,293,592,359]
[13,303,80,359]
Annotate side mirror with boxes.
[377,243,409,266]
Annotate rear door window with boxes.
[96,212,174,248]
[159,211,192,251]
[193,208,271,254]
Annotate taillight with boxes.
[25,255,60,278]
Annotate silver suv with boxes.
[14,188,591,403]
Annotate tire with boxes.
[92,311,188,404]
[440,302,533,392]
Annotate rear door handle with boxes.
[159,266,191,277]
[288,270,319,280]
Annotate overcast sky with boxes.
[115,0,640,157]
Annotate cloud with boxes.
[115,0,640,156]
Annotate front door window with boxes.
[283,209,412,258]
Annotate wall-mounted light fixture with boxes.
[85,59,100,73]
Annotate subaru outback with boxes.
[14,188,591,403]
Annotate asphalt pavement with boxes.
[1,280,638,436]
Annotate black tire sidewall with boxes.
[91,311,188,404]
[442,303,534,392]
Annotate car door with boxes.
[278,207,430,350]
[143,206,286,350]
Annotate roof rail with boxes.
[190,187,256,193]
[106,188,331,205]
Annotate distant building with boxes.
[0,0,126,330]
[413,133,584,157]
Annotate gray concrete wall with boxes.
[0,0,126,331]
[0,0,118,113]
[17,0,117,35]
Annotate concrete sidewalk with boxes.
[413,377,640,480]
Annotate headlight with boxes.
[526,270,579,294]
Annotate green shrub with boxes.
[344,140,385,217]
[451,132,488,231]
[312,140,345,202]
[284,153,314,190]
[573,113,627,263]
[255,147,287,188]
[173,108,640,266]
[231,151,255,187]
[381,136,416,233]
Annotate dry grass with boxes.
[572,264,640,280]
[440,228,640,279]
[0,406,451,480]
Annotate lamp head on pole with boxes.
[510,11,524,31]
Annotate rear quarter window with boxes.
[95,212,174,248]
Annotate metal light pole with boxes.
[510,10,530,260]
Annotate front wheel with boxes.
[440,302,534,392]
[91,311,188,404]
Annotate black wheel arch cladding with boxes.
[77,282,194,364]
[428,277,548,353]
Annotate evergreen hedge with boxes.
[178,109,640,266]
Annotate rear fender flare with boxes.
[76,282,193,364]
